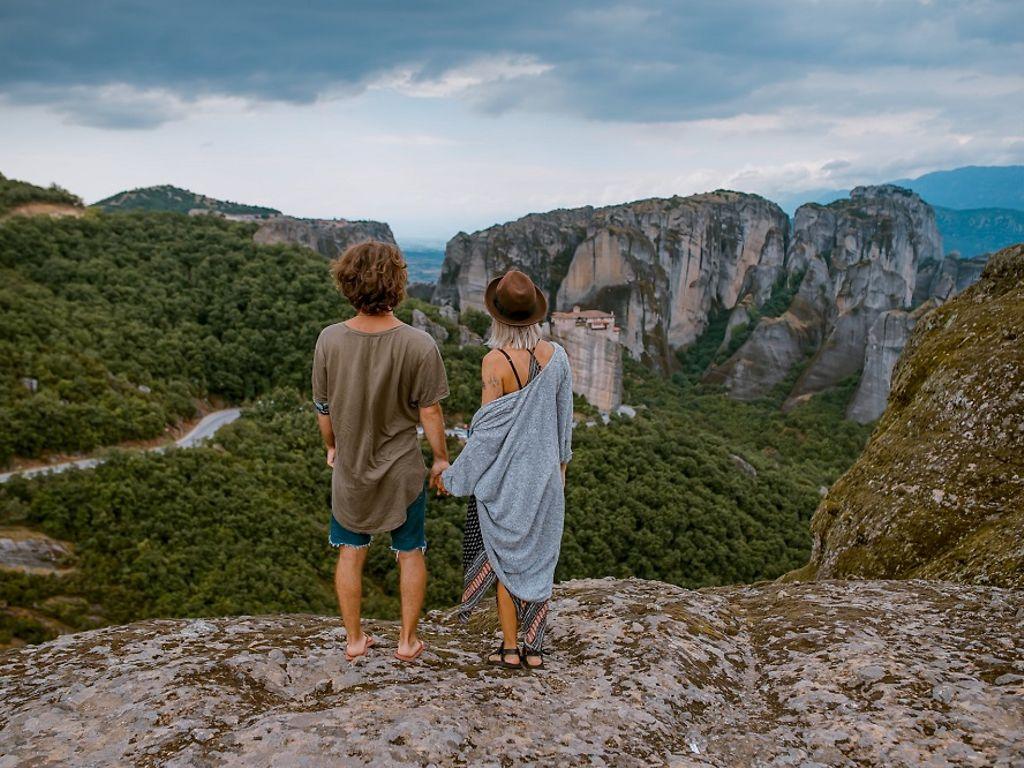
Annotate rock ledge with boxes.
[1,578,1021,767]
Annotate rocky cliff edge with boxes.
[1,578,1021,767]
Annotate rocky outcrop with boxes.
[253,217,396,259]
[435,186,990,415]
[410,308,449,345]
[703,255,831,398]
[912,252,989,305]
[709,186,950,411]
[434,192,788,366]
[405,281,436,302]
[792,244,1024,588]
[2,578,1021,767]
[845,303,932,424]
[0,527,73,576]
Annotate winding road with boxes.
[0,408,242,484]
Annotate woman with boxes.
[440,269,573,670]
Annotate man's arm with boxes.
[317,413,336,467]
[419,403,450,492]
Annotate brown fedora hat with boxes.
[483,270,548,327]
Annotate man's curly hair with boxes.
[330,241,408,315]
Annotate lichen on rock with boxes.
[793,243,1024,588]
[1,578,1021,766]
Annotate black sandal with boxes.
[521,646,544,670]
[488,645,522,669]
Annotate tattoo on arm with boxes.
[481,373,504,405]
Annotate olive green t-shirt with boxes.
[312,322,449,534]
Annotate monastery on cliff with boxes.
[549,306,623,413]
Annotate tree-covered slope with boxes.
[0,212,335,464]
[0,172,81,216]
[1,363,869,647]
[92,184,280,217]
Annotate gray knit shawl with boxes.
[441,343,574,603]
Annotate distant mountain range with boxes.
[92,185,281,218]
[774,166,1024,213]
[933,206,1024,258]
[773,166,1023,257]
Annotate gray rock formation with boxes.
[410,309,449,345]
[405,281,435,302]
[846,303,931,423]
[434,192,788,367]
[2,578,1021,767]
[715,300,752,357]
[457,325,483,347]
[434,185,987,417]
[785,186,941,402]
[709,186,955,413]
[912,252,989,305]
[253,216,395,258]
[791,244,1024,589]
[704,255,831,398]
[0,527,72,575]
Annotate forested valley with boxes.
[0,192,871,646]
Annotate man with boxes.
[312,240,449,663]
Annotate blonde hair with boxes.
[487,319,544,350]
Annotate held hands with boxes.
[429,459,450,496]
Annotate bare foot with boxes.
[395,636,425,662]
[346,632,374,660]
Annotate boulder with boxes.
[457,325,483,347]
[1,578,1020,767]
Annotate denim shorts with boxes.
[329,487,427,553]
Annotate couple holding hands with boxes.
[312,241,573,670]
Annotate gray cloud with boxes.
[1,0,1021,128]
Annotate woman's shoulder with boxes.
[535,339,557,364]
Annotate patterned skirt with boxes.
[460,496,549,652]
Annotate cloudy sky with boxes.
[1,1,1022,241]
